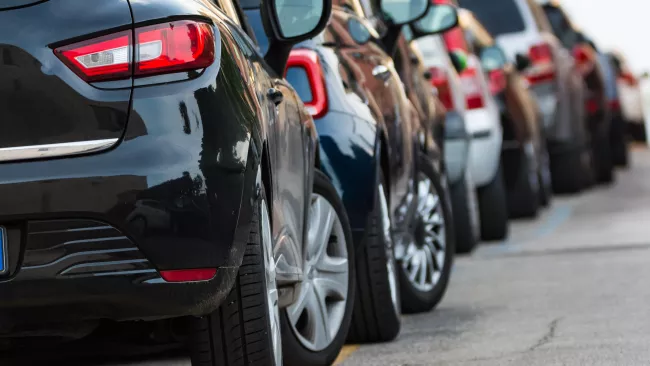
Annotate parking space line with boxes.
[334,345,360,365]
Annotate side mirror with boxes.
[412,4,459,36]
[379,0,430,26]
[262,0,332,74]
[480,45,507,72]
[449,49,468,74]
[515,53,531,72]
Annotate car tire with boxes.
[477,162,509,241]
[538,143,553,207]
[281,170,356,366]
[610,116,630,168]
[593,130,615,184]
[397,153,455,314]
[507,149,540,219]
[347,175,401,343]
[188,182,281,366]
[450,170,479,254]
[550,145,588,194]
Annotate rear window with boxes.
[542,6,578,48]
[458,0,525,36]
[239,0,260,9]
[285,67,313,103]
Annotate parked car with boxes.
[594,50,631,168]
[359,0,460,316]
[609,51,647,143]
[0,0,346,365]
[457,0,590,193]
[412,32,481,253]
[456,9,553,217]
[419,2,509,241]
[539,2,615,184]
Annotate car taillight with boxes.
[286,49,328,119]
[585,98,599,115]
[573,44,594,75]
[55,20,215,82]
[430,66,454,110]
[620,71,638,86]
[609,99,621,111]
[460,68,485,110]
[526,42,556,85]
[488,69,507,95]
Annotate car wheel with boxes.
[477,162,509,241]
[188,182,282,366]
[593,130,615,184]
[507,145,540,219]
[538,141,553,207]
[610,117,630,168]
[450,169,479,254]
[397,153,455,314]
[550,144,588,194]
[281,170,355,366]
[347,175,401,343]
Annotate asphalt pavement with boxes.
[7,148,650,366]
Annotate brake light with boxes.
[609,99,621,111]
[573,44,594,75]
[286,49,328,119]
[488,69,507,95]
[430,67,454,110]
[585,98,599,115]
[620,71,638,86]
[525,42,556,84]
[55,20,215,82]
[160,268,217,282]
[460,68,485,110]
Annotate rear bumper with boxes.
[0,109,259,332]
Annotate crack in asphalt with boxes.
[528,317,562,352]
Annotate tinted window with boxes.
[243,9,270,54]
[285,67,314,102]
[543,6,578,48]
[240,0,261,9]
[458,0,525,36]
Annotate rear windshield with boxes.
[542,6,578,48]
[458,0,525,36]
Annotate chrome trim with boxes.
[0,138,118,162]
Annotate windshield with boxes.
[458,0,525,36]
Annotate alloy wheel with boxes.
[287,194,349,352]
[261,199,282,366]
[402,173,446,292]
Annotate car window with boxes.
[243,8,270,54]
[458,0,525,36]
[542,6,579,48]
[285,67,314,102]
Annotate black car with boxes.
[0,0,353,365]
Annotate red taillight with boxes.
[573,44,594,75]
[609,99,621,111]
[585,98,599,115]
[286,49,328,119]
[525,42,556,84]
[430,67,454,110]
[488,69,507,95]
[160,268,217,282]
[55,20,215,82]
[56,31,132,82]
[620,71,638,86]
[460,68,485,110]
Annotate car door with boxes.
[350,0,416,228]
[218,0,308,283]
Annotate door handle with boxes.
[267,88,284,105]
[372,65,392,82]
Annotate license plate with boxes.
[0,227,6,274]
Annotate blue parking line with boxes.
[534,204,573,238]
